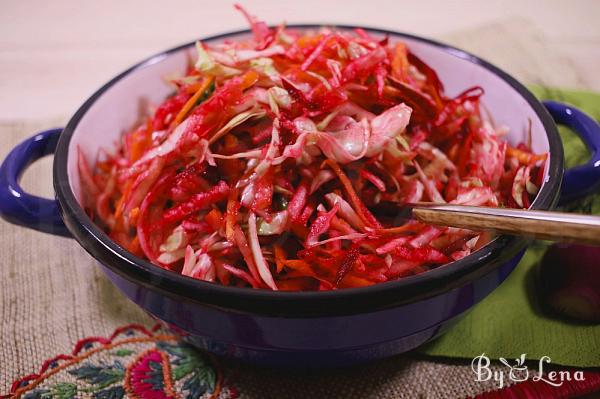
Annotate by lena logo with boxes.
[471,353,585,388]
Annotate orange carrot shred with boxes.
[172,76,215,127]
[322,159,379,228]
[274,245,286,273]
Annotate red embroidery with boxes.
[2,323,228,399]
[125,349,177,399]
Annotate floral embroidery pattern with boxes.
[124,349,176,399]
[3,325,235,399]
[5,324,598,399]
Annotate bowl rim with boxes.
[53,25,563,317]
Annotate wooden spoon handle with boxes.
[412,205,600,245]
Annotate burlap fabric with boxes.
[0,20,587,398]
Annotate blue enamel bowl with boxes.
[2,26,600,367]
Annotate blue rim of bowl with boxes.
[53,25,563,317]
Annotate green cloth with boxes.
[419,87,600,368]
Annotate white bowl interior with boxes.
[67,29,550,206]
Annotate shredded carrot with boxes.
[129,207,140,226]
[390,43,409,82]
[274,245,286,273]
[323,159,377,228]
[172,76,215,127]
[128,236,141,254]
[283,259,313,273]
[114,181,133,221]
[225,190,239,242]
[507,146,548,165]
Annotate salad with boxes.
[79,6,547,291]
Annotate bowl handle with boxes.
[544,100,600,205]
[0,128,71,236]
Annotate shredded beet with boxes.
[81,5,547,290]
